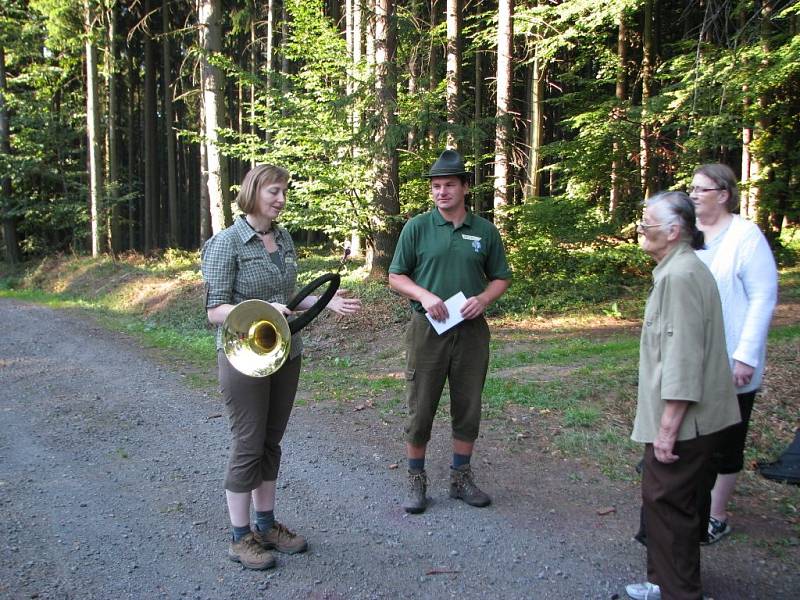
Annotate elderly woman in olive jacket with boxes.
[626,191,740,600]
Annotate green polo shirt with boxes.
[389,208,512,313]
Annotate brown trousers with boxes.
[403,312,490,446]
[217,350,302,493]
[642,433,718,600]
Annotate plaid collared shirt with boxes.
[201,216,300,352]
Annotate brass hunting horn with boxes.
[222,249,350,377]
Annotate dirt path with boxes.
[1,299,797,599]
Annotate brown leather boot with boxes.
[402,469,428,514]
[449,464,491,507]
[228,532,276,570]
[253,521,308,554]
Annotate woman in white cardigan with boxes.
[689,163,778,543]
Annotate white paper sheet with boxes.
[426,291,467,335]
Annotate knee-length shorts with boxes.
[217,350,302,492]
[403,312,490,446]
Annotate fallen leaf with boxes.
[426,568,460,576]
[596,506,616,516]
[388,463,399,470]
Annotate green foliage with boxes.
[501,198,650,313]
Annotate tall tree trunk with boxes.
[0,45,21,264]
[753,0,777,240]
[199,98,212,242]
[524,35,544,200]
[741,90,753,218]
[106,3,121,254]
[126,45,138,250]
[472,49,484,214]
[198,0,232,234]
[427,0,440,144]
[281,2,290,103]
[493,0,513,230]
[350,0,364,257]
[610,7,628,214]
[85,0,104,257]
[369,0,400,278]
[163,0,179,247]
[263,0,276,144]
[445,0,461,149]
[639,0,656,200]
[143,0,159,251]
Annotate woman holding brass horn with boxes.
[201,164,361,570]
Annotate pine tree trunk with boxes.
[199,98,211,243]
[472,49,484,215]
[741,90,753,218]
[445,0,461,149]
[493,0,513,230]
[143,0,159,251]
[106,3,121,254]
[427,0,440,144]
[610,8,628,214]
[524,35,544,200]
[163,0,179,247]
[198,0,231,235]
[85,0,104,257]
[639,0,656,200]
[126,47,138,250]
[350,0,364,257]
[0,45,21,263]
[369,0,400,278]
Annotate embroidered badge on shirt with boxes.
[461,233,482,253]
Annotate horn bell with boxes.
[222,299,292,377]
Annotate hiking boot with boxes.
[625,582,660,600]
[253,521,308,554]
[702,516,731,545]
[449,464,491,507]
[402,469,428,514]
[228,532,276,570]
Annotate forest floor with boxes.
[1,255,799,599]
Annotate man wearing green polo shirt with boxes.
[388,149,511,514]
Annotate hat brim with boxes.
[423,170,469,179]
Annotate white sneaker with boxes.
[625,581,661,600]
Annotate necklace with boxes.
[243,216,271,236]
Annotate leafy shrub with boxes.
[501,197,651,314]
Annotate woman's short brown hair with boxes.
[694,163,739,213]
[236,165,290,214]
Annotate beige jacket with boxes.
[632,243,740,443]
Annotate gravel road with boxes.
[1,298,797,599]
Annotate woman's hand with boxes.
[326,290,362,315]
[654,400,689,463]
[732,360,755,388]
[653,430,679,464]
[271,302,292,316]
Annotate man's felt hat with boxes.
[425,149,468,178]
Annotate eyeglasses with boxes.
[688,186,723,194]
[636,220,669,231]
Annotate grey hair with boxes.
[645,191,705,250]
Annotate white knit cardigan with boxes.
[696,215,778,393]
